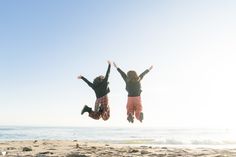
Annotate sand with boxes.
[0,140,236,157]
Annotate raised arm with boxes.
[113,62,127,82]
[139,65,153,80]
[77,75,94,88]
[104,61,111,81]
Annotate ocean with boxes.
[0,126,236,147]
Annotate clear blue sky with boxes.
[0,0,236,128]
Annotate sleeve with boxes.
[81,76,94,89]
[139,69,149,80]
[117,68,127,82]
[104,64,111,81]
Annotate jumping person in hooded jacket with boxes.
[77,61,111,121]
[113,62,153,123]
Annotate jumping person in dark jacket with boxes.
[77,61,111,121]
[113,62,153,123]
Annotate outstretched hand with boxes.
[149,65,153,71]
[77,75,83,79]
[107,60,111,65]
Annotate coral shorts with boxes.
[126,96,143,120]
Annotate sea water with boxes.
[0,126,236,147]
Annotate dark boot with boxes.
[81,105,92,115]
[98,106,103,113]
[139,112,144,123]
[127,113,134,123]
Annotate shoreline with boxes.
[1,140,236,157]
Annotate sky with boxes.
[0,0,236,128]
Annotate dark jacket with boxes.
[81,64,110,98]
[117,68,149,96]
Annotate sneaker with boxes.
[127,114,134,123]
[139,112,144,122]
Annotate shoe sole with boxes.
[81,105,86,115]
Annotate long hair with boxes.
[127,70,139,82]
[93,75,105,86]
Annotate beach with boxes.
[0,140,236,157]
